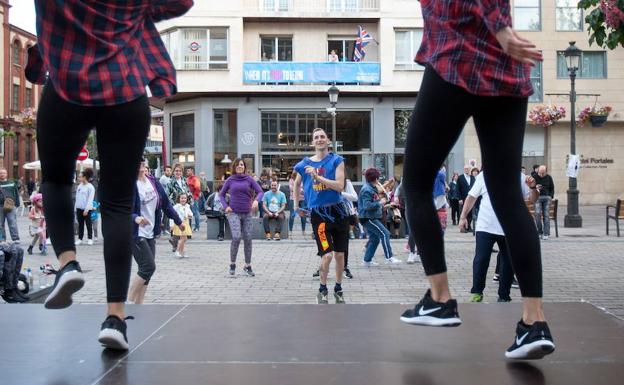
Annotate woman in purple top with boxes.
[220,159,263,277]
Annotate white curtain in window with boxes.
[581,52,605,78]
[395,31,411,63]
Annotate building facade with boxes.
[0,1,42,181]
[158,0,623,204]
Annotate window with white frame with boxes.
[395,29,424,70]
[0,128,4,157]
[328,38,357,62]
[329,0,359,12]
[556,51,607,78]
[529,61,543,103]
[263,0,290,11]
[556,0,583,31]
[261,37,292,61]
[514,0,541,31]
[161,27,228,70]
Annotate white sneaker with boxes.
[174,251,182,258]
[87,239,94,246]
[542,235,549,240]
[75,240,82,246]
[406,252,420,264]
[361,260,380,267]
[46,238,52,245]
[385,257,403,264]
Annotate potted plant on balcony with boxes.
[528,105,566,127]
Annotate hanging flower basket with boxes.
[590,114,609,127]
[20,107,36,129]
[577,106,612,127]
[529,105,566,127]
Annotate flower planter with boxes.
[589,114,608,127]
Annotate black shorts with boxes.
[311,205,350,256]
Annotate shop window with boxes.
[214,110,238,181]
[171,114,194,149]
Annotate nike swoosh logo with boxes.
[516,332,530,345]
[418,306,442,316]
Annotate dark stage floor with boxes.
[1,303,623,385]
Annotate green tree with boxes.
[85,130,98,160]
[578,0,624,49]
[146,154,158,170]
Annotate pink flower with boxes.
[600,0,624,30]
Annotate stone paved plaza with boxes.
[9,205,624,320]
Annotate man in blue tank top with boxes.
[294,128,349,304]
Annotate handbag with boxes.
[389,207,402,223]
[3,197,15,212]
[205,209,223,219]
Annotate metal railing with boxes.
[243,0,380,13]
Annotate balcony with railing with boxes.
[242,0,380,18]
[243,61,380,85]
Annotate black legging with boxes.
[37,85,150,303]
[403,66,542,298]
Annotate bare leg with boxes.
[427,272,452,303]
[128,275,147,304]
[319,253,333,285]
[177,236,187,254]
[522,298,546,324]
[58,250,77,268]
[108,302,125,319]
[333,252,344,284]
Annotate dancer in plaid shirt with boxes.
[399,0,555,360]
[26,0,193,350]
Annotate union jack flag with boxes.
[354,25,374,62]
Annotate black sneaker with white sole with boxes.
[400,289,462,327]
[505,320,555,360]
[44,260,85,309]
[98,315,134,351]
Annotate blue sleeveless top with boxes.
[294,152,348,221]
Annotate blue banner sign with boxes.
[243,62,380,84]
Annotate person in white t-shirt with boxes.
[459,171,538,302]
[128,161,184,304]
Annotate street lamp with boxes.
[327,84,339,152]
[563,41,583,228]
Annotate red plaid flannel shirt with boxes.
[416,0,533,97]
[25,0,193,106]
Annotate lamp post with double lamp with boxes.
[327,84,339,152]
[563,41,582,228]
